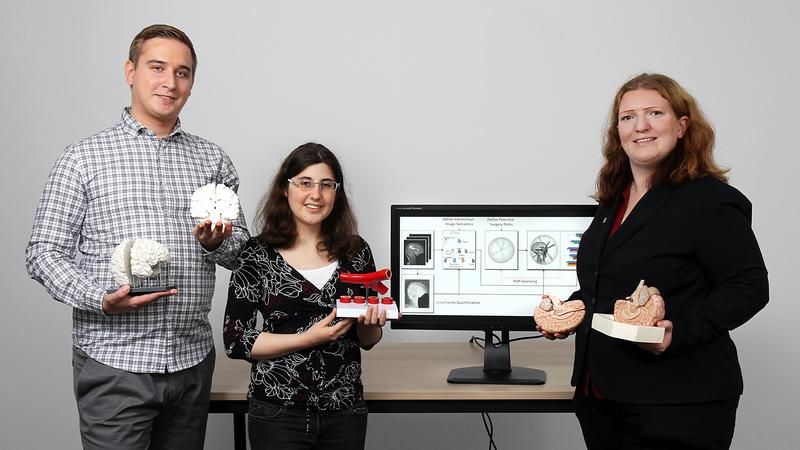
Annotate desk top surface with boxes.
[211,340,575,401]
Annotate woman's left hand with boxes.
[357,305,387,329]
[638,319,673,355]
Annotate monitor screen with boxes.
[390,204,596,330]
[389,204,596,384]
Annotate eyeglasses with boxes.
[287,177,340,192]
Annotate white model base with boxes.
[591,313,665,343]
[336,301,399,320]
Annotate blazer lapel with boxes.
[601,185,672,262]
[591,198,619,268]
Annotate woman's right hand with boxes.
[304,309,354,346]
[537,325,570,340]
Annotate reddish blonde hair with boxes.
[595,73,728,204]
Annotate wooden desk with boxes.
[210,340,575,449]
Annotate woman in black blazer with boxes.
[540,74,768,449]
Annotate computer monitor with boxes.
[390,204,595,385]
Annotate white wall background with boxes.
[2,1,797,449]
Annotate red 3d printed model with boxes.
[339,269,391,294]
[337,269,397,319]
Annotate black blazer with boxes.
[570,177,768,404]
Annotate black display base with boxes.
[447,366,546,385]
[106,285,177,296]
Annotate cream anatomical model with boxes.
[613,280,665,327]
[190,183,240,225]
[109,238,173,293]
[534,294,586,334]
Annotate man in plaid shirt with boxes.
[25,24,248,449]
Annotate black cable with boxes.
[470,333,544,349]
[468,334,545,449]
[469,335,489,349]
[469,333,502,348]
[481,412,498,450]
[508,334,544,342]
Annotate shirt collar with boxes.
[121,107,184,137]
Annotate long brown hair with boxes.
[595,73,728,205]
[255,143,361,258]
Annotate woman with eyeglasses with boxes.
[540,74,768,449]
[223,142,386,450]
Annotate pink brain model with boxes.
[613,280,665,327]
[534,294,585,334]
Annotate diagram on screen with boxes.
[528,233,558,267]
[442,230,475,270]
[485,230,518,270]
[397,215,592,316]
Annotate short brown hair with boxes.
[255,143,362,259]
[128,24,197,73]
[595,73,728,204]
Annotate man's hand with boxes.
[304,310,354,346]
[638,319,673,355]
[102,285,177,315]
[192,220,232,251]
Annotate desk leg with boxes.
[234,412,246,450]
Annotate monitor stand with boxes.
[447,330,546,385]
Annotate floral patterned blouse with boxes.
[223,237,376,411]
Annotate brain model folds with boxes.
[534,294,585,334]
[110,239,171,285]
[613,280,665,327]
[190,183,239,225]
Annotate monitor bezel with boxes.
[389,204,597,331]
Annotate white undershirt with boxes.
[296,261,339,290]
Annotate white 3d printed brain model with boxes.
[190,183,239,224]
[110,239,171,285]
[487,237,515,263]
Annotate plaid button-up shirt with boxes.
[26,108,249,373]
